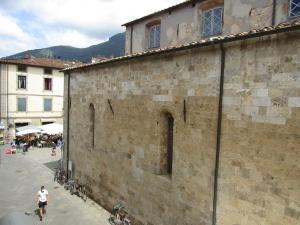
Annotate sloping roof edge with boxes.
[63,20,300,73]
[0,59,67,70]
[122,0,203,26]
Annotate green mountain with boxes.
[10,33,125,62]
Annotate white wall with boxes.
[0,63,64,127]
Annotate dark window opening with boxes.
[44,68,53,75]
[17,65,27,72]
[42,122,54,125]
[160,112,174,175]
[44,78,52,91]
[89,103,95,148]
[166,113,174,174]
[15,122,29,128]
[17,75,26,89]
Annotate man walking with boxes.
[37,186,49,221]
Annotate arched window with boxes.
[89,103,95,148]
[160,112,174,175]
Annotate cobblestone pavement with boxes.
[0,146,110,225]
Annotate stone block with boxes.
[252,97,271,107]
[288,97,300,107]
[152,95,173,102]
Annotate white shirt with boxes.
[38,189,48,202]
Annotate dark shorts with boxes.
[38,201,47,208]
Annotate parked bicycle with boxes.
[64,179,87,202]
[54,167,66,184]
[108,203,131,225]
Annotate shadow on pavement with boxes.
[43,160,60,172]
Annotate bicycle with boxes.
[67,179,87,202]
[54,167,66,184]
[108,203,131,225]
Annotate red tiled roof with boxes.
[0,56,78,69]
[63,19,300,73]
[122,0,203,26]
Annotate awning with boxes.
[40,118,57,122]
[40,123,63,135]
[13,119,32,123]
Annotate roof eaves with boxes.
[63,20,300,73]
[122,0,202,26]
[0,59,67,70]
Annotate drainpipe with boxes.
[6,64,9,131]
[66,72,71,179]
[212,43,226,225]
[130,25,133,54]
[272,0,277,26]
[0,64,2,123]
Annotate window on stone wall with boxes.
[290,0,300,18]
[148,24,161,49]
[160,112,174,175]
[89,103,95,149]
[202,6,223,37]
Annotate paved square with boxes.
[0,146,110,225]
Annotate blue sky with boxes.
[0,0,183,57]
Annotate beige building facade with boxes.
[124,0,299,54]
[63,23,300,225]
[0,57,67,140]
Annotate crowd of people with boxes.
[11,134,64,153]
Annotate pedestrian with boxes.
[37,185,49,221]
[51,141,56,156]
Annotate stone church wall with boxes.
[64,31,300,225]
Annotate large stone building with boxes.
[63,1,300,225]
[123,0,298,54]
[0,56,70,140]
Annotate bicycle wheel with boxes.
[54,175,57,182]
[70,185,75,195]
[81,186,87,202]
[108,216,116,225]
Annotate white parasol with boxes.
[40,123,63,135]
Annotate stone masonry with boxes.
[64,30,300,225]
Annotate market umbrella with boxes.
[40,123,63,135]
[16,128,41,136]
[16,125,41,132]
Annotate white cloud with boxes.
[0,0,184,56]
[44,29,103,48]
[0,10,37,56]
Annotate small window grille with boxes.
[290,0,300,18]
[18,76,26,89]
[149,24,161,48]
[202,7,223,37]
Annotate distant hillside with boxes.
[10,33,125,63]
